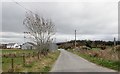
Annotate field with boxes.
[2,49,60,72]
[2,49,35,54]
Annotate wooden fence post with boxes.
[32,52,34,57]
[29,53,30,58]
[38,52,39,59]
[11,58,14,71]
[22,53,25,66]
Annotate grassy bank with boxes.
[2,49,60,72]
[68,49,119,71]
[21,50,60,72]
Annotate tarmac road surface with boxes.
[51,49,116,72]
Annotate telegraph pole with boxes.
[114,37,116,46]
[75,30,76,48]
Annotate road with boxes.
[51,49,116,72]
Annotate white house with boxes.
[7,43,21,49]
[21,42,36,50]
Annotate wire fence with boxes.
[2,51,42,72]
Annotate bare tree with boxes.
[23,11,55,55]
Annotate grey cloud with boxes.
[2,2,118,34]
[1,34,24,39]
[1,32,24,40]
[2,2,26,33]
[1,32,31,43]
[1,2,118,43]
[27,2,117,35]
[1,38,24,44]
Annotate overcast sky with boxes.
[0,0,119,44]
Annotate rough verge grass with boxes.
[68,49,119,71]
[2,49,60,72]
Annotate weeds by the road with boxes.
[24,51,60,72]
[68,49,120,71]
[2,49,60,72]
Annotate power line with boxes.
[12,0,35,14]
[11,0,37,43]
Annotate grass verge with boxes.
[2,50,60,72]
[68,49,119,71]
[24,50,60,72]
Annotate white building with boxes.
[21,42,36,50]
[7,43,20,49]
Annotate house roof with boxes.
[23,42,36,46]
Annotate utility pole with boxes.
[75,30,76,48]
[114,37,116,46]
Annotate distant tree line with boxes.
[57,40,120,49]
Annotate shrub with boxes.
[97,45,106,50]
[101,46,106,50]
[80,46,91,50]
[113,45,120,51]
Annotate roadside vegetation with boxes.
[2,49,60,72]
[68,45,120,71]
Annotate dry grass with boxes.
[22,51,60,72]
[77,46,119,61]
[69,46,120,70]
[2,49,60,72]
